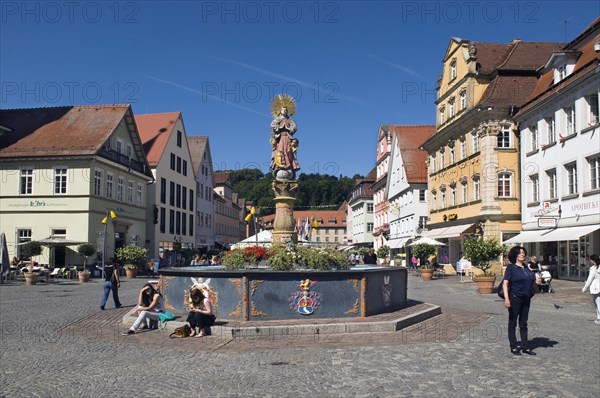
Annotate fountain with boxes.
[159,96,408,321]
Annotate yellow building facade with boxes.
[422,38,564,274]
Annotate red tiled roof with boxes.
[0,105,130,158]
[480,75,540,107]
[470,42,514,74]
[262,209,347,227]
[499,42,565,70]
[187,136,209,175]
[516,26,600,116]
[391,125,435,184]
[135,112,181,167]
[214,171,231,184]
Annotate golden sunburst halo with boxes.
[270,94,296,117]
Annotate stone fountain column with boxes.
[272,180,298,244]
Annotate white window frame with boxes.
[449,147,455,164]
[497,125,511,148]
[448,97,455,118]
[565,105,576,135]
[450,59,457,80]
[565,163,578,195]
[530,125,538,151]
[439,106,446,125]
[106,173,114,199]
[116,139,124,155]
[497,173,512,198]
[136,183,143,206]
[546,116,556,144]
[472,133,479,153]
[461,182,468,204]
[546,169,557,199]
[19,168,33,195]
[127,181,134,203]
[117,177,125,202]
[460,140,467,160]
[589,155,600,190]
[459,89,467,111]
[94,169,103,197]
[473,178,480,201]
[54,168,68,195]
[440,151,445,169]
[530,174,539,203]
[450,186,456,207]
[586,93,599,126]
[441,190,447,208]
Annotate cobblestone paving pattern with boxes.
[1,275,598,397]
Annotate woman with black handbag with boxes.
[502,246,541,355]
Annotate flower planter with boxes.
[78,271,90,283]
[24,272,39,286]
[474,276,496,294]
[125,268,138,279]
[420,269,434,281]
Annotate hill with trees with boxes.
[221,169,363,214]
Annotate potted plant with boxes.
[376,245,390,265]
[462,237,506,294]
[76,243,96,283]
[20,241,42,285]
[410,243,437,281]
[116,245,148,279]
[221,248,246,270]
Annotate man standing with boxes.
[363,249,378,264]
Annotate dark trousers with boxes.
[186,312,215,332]
[508,294,531,349]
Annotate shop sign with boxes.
[538,218,557,228]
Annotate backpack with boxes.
[169,324,192,338]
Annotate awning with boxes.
[504,225,600,244]
[540,225,600,242]
[388,238,409,249]
[504,230,554,244]
[425,224,473,239]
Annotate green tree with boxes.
[462,238,506,276]
[410,244,437,268]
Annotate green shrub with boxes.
[267,245,297,271]
[116,245,148,269]
[410,244,437,269]
[221,249,246,270]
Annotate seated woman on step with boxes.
[187,284,216,337]
[123,281,164,336]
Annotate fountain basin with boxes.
[159,266,407,321]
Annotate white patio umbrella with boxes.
[32,238,89,269]
[409,236,446,246]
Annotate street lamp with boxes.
[102,210,117,278]
[245,206,258,245]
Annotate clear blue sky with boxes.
[1,1,598,178]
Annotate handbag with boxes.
[158,311,175,323]
[497,278,507,299]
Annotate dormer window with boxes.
[557,64,567,81]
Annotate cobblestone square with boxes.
[1,275,598,397]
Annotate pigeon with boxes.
[553,304,562,309]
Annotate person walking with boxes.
[502,246,540,355]
[100,257,122,310]
[581,254,600,325]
